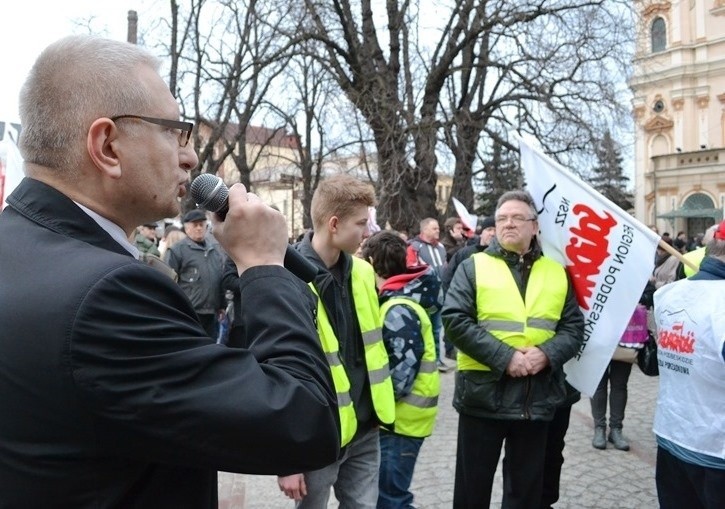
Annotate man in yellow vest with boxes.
[361,230,441,509]
[675,223,719,280]
[278,175,395,508]
[443,190,584,509]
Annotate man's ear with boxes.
[328,215,339,233]
[87,118,122,179]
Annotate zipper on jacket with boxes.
[523,377,532,419]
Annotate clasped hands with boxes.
[505,347,549,377]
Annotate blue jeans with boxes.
[378,430,424,509]
[297,427,380,508]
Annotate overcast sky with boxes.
[0,1,159,122]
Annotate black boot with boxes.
[592,426,606,450]
[608,428,630,451]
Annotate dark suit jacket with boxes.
[0,178,339,508]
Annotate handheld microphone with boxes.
[190,173,318,283]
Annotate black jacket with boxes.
[221,254,244,344]
[442,237,584,421]
[0,178,339,508]
[165,235,225,315]
[441,242,487,295]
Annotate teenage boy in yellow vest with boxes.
[278,175,395,508]
[361,230,440,509]
[442,190,584,509]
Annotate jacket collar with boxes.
[690,256,725,281]
[413,235,440,247]
[6,177,134,258]
[485,236,542,264]
[296,231,351,275]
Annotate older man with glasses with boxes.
[443,190,584,509]
[0,35,339,507]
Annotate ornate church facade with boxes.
[630,0,725,236]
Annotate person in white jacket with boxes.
[652,221,725,509]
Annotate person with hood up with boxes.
[361,230,440,509]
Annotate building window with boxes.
[651,17,666,53]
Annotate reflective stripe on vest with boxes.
[457,253,568,371]
[350,257,396,426]
[682,247,705,277]
[311,285,357,446]
[310,258,396,446]
[380,297,440,438]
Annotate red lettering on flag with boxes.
[564,204,617,310]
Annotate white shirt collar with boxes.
[74,202,140,259]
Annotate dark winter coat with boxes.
[442,237,584,421]
[165,235,225,315]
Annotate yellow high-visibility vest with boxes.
[457,253,568,371]
[682,247,705,277]
[311,257,395,445]
[380,297,439,438]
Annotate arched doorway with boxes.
[682,193,717,236]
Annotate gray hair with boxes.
[705,236,725,260]
[702,223,719,245]
[19,35,161,173]
[495,190,538,219]
[419,217,438,230]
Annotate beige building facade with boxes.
[630,0,725,237]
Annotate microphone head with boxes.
[190,173,228,212]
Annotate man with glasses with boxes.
[442,190,583,509]
[0,35,338,507]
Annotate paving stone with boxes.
[222,367,660,508]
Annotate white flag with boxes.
[452,197,478,232]
[514,133,660,396]
[366,206,381,234]
[0,134,25,211]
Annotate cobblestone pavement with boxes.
[220,366,660,508]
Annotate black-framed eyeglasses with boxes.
[495,215,537,226]
[110,115,194,147]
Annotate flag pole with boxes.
[658,240,699,273]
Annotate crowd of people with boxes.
[0,34,723,509]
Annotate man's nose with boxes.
[180,143,200,171]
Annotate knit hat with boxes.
[715,220,725,240]
[479,216,496,230]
